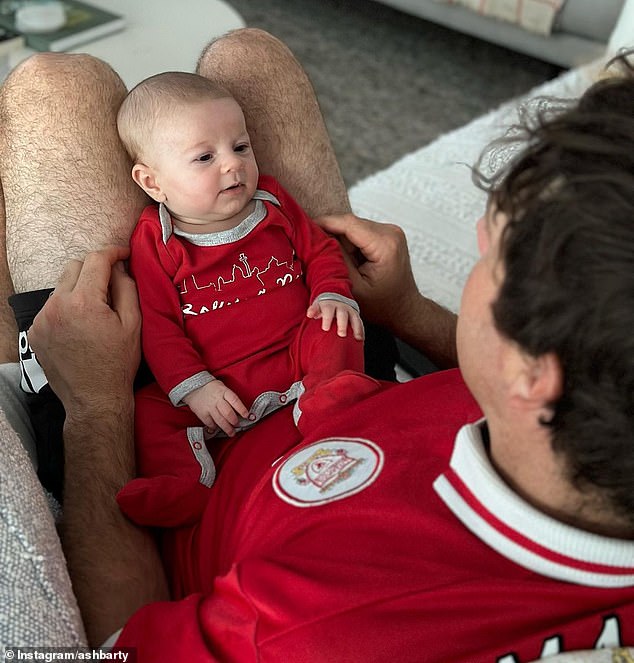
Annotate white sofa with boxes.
[372,0,625,67]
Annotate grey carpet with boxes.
[226,0,561,187]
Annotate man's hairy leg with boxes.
[0,54,167,645]
[197,28,351,218]
[0,53,147,293]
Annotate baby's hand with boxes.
[183,379,250,437]
[306,299,364,340]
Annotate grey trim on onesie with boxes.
[314,292,360,313]
[169,370,215,407]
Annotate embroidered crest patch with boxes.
[273,438,384,507]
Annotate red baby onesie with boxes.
[118,175,365,527]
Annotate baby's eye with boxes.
[234,143,249,153]
[197,153,212,162]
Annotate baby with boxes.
[116,71,370,526]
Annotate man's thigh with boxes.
[0,52,147,293]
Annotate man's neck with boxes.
[485,420,634,540]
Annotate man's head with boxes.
[461,54,634,528]
[117,71,259,232]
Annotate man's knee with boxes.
[197,27,293,75]
[1,52,126,111]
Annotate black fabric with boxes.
[21,385,65,500]
[363,322,398,382]
[9,288,54,335]
[9,288,65,500]
[395,338,439,377]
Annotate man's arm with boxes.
[28,247,169,646]
[316,213,458,369]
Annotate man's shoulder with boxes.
[301,369,482,456]
[391,368,481,423]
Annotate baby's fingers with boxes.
[350,312,365,341]
[224,389,250,419]
[212,403,238,437]
[335,307,350,337]
[306,301,321,319]
[319,305,335,332]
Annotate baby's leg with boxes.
[295,318,365,385]
[117,383,213,529]
[291,318,382,434]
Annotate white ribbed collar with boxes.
[434,422,634,588]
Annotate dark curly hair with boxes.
[474,52,634,527]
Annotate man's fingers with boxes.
[317,214,373,253]
[54,259,83,294]
[316,215,363,265]
[314,213,352,237]
[74,246,130,298]
[110,262,140,324]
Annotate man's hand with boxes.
[306,298,364,340]
[183,379,250,437]
[314,213,420,329]
[316,213,458,369]
[28,245,141,419]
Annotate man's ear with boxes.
[508,351,563,410]
[131,163,165,202]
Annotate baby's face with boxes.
[147,97,259,232]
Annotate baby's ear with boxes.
[131,163,165,202]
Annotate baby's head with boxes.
[118,71,234,164]
[117,71,259,232]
